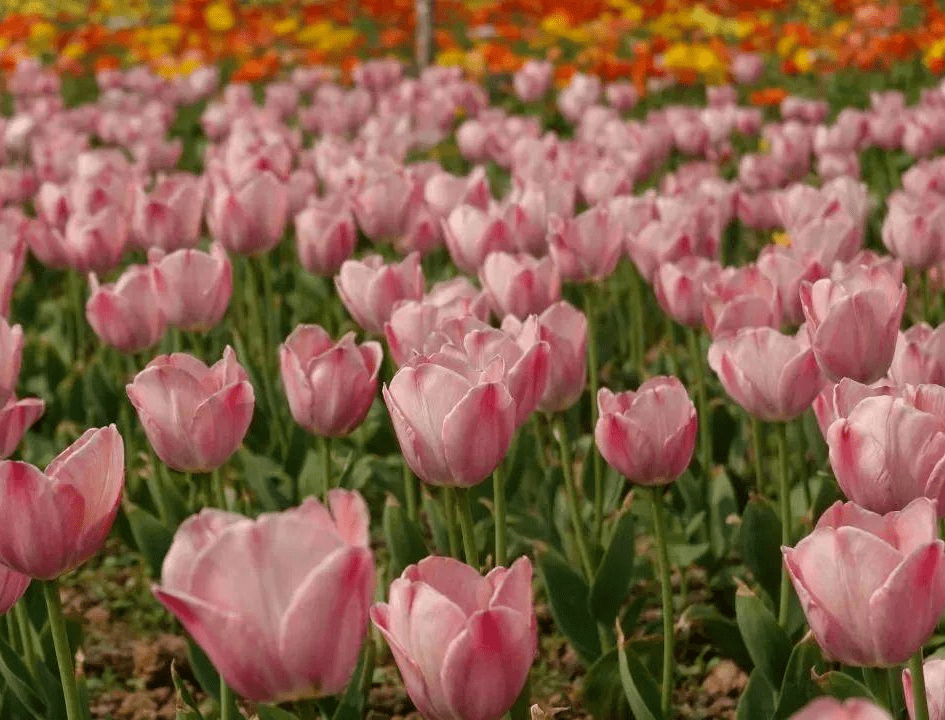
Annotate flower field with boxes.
[1,1,945,720]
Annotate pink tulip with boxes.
[442,204,515,275]
[371,555,536,720]
[207,171,288,256]
[595,377,697,485]
[903,658,945,720]
[428,317,550,427]
[383,354,516,487]
[789,697,892,720]
[605,82,638,111]
[280,325,382,437]
[0,318,23,406]
[502,301,587,413]
[653,257,722,328]
[547,205,623,282]
[0,565,29,615]
[424,167,491,220]
[756,245,825,326]
[148,244,232,332]
[0,425,123,579]
[513,60,552,103]
[294,195,357,277]
[335,253,425,335]
[782,497,945,667]
[730,53,764,85]
[126,347,255,473]
[889,323,945,387]
[154,490,375,702]
[827,394,945,515]
[132,172,205,251]
[479,252,561,320]
[86,264,167,353]
[800,266,906,383]
[703,264,781,338]
[882,191,945,270]
[708,326,823,422]
[60,203,130,274]
[352,169,413,243]
[0,396,44,458]
[812,377,898,438]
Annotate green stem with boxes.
[320,435,332,503]
[402,460,418,522]
[663,314,678,376]
[649,488,675,719]
[685,328,712,476]
[211,467,228,510]
[220,675,234,720]
[863,667,891,712]
[68,271,86,364]
[14,601,35,673]
[146,447,171,525]
[910,651,931,720]
[493,465,507,567]
[776,422,792,627]
[922,270,934,325]
[359,631,377,698]
[628,265,646,375]
[583,287,604,546]
[552,416,595,581]
[455,488,479,568]
[442,487,461,559]
[43,580,84,720]
[750,416,765,494]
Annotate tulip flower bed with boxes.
[5,26,945,720]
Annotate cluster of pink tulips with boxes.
[2,47,945,720]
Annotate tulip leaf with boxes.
[616,636,663,720]
[239,449,292,512]
[815,671,873,702]
[682,604,752,671]
[0,634,47,719]
[735,668,777,720]
[171,660,205,719]
[382,497,427,581]
[773,640,824,719]
[582,649,632,720]
[123,502,174,578]
[257,707,298,720]
[734,590,791,690]
[739,497,783,603]
[536,551,602,664]
[589,508,635,627]
[33,659,66,720]
[708,470,738,559]
[187,641,221,702]
[330,648,366,720]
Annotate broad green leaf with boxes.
[123,502,174,578]
[735,590,791,689]
[589,509,635,627]
[382,497,427,581]
[740,497,782,603]
[735,668,777,720]
[535,551,601,664]
[616,635,662,720]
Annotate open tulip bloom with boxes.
[154,490,375,703]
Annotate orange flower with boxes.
[749,87,788,106]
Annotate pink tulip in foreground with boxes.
[789,697,892,720]
[0,317,23,406]
[294,195,357,277]
[383,353,516,487]
[826,394,945,516]
[0,425,123,579]
[782,497,945,667]
[595,377,697,485]
[708,326,823,422]
[479,251,561,320]
[903,658,945,720]
[279,325,383,437]
[126,347,254,472]
[372,555,536,720]
[154,490,375,702]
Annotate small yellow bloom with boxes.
[28,21,56,52]
[772,231,791,248]
[793,48,815,73]
[204,1,236,34]
[273,18,299,35]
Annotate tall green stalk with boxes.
[776,423,792,627]
[14,602,35,673]
[402,461,418,522]
[552,416,595,581]
[455,488,480,568]
[442,487,461,559]
[649,488,675,718]
[220,676,235,720]
[750,416,765,494]
[320,435,332,502]
[43,580,84,720]
[583,286,604,546]
[493,465,507,567]
[910,651,931,720]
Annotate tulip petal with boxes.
[440,607,536,720]
[443,382,515,486]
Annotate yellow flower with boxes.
[204,1,236,34]
[61,41,87,60]
[772,231,791,248]
[273,18,299,35]
[792,48,815,73]
[28,21,56,52]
